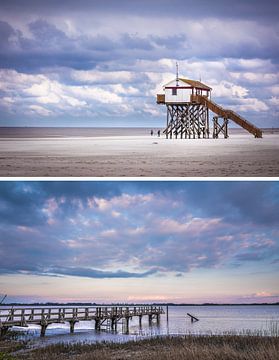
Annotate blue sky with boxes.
[0,0,278,127]
[0,181,278,303]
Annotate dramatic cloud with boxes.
[0,1,278,126]
[0,182,278,281]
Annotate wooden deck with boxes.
[0,305,165,337]
[156,94,165,104]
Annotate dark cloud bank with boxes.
[0,181,278,279]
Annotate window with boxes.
[172,88,177,96]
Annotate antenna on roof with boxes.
[176,62,179,87]
[199,73,202,82]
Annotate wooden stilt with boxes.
[69,320,77,334]
[95,319,100,331]
[213,116,229,139]
[124,317,129,334]
[164,103,209,139]
[139,314,142,328]
[40,323,47,337]
[0,327,9,337]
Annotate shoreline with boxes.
[0,133,278,177]
[1,127,278,139]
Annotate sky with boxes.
[0,181,278,304]
[0,0,278,127]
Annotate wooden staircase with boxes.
[192,95,262,138]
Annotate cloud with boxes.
[45,266,157,279]
[0,182,278,279]
[0,3,278,126]
[2,1,279,22]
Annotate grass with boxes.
[0,335,278,360]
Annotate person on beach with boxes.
[157,130,160,137]
[150,129,153,136]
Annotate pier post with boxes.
[0,326,9,337]
[40,324,47,337]
[139,314,142,328]
[166,305,169,323]
[124,317,129,334]
[69,320,78,334]
[95,319,100,331]
[148,314,153,326]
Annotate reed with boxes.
[2,334,278,360]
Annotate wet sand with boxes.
[0,134,278,177]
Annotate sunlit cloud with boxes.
[0,181,278,284]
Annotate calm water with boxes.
[3,305,279,346]
[0,127,256,138]
[0,127,159,138]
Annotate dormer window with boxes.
[172,88,177,96]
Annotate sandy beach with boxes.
[0,132,278,177]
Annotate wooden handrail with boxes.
[193,95,262,138]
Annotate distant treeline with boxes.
[1,302,278,307]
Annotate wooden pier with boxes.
[0,305,164,337]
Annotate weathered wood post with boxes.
[40,308,48,337]
[139,314,142,328]
[0,326,9,337]
[124,316,129,334]
[166,305,169,323]
[40,323,47,337]
[69,320,77,334]
[95,307,100,331]
[156,308,160,325]
[95,319,100,330]
[187,313,199,322]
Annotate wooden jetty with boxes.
[0,305,164,337]
[157,70,262,139]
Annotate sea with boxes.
[1,127,276,138]
[2,305,279,347]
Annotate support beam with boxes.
[213,116,228,139]
[164,103,209,140]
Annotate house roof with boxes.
[164,78,212,90]
[179,78,212,90]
